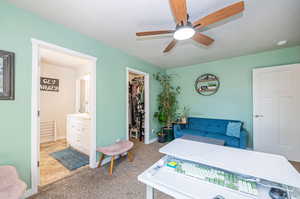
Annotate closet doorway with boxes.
[126,68,150,144]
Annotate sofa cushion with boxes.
[181,129,207,137]
[226,122,242,138]
[205,133,240,148]
[188,118,229,135]
[188,118,205,130]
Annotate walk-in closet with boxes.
[128,72,145,142]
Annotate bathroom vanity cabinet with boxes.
[66,113,91,155]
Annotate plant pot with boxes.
[163,127,174,142]
[180,117,187,124]
[157,133,168,143]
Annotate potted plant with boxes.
[178,106,190,124]
[157,131,168,143]
[153,72,181,142]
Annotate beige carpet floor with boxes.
[30,140,172,199]
[30,140,300,199]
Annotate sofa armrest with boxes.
[239,130,248,149]
[173,124,183,138]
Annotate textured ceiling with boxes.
[8,0,300,68]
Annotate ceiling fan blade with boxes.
[169,0,188,25]
[192,32,214,46]
[136,30,174,36]
[163,39,177,53]
[193,1,244,29]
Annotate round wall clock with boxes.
[195,74,220,96]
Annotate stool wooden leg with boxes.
[98,153,105,168]
[128,151,134,162]
[109,156,115,175]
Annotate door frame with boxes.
[30,39,97,196]
[126,67,150,144]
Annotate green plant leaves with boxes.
[153,72,181,127]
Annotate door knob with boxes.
[254,115,264,118]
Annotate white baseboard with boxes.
[23,188,36,199]
[40,136,66,144]
[148,137,158,144]
[55,136,66,140]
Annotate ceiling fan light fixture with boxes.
[173,24,195,40]
[135,1,245,52]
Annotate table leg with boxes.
[146,185,154,199]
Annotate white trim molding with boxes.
[30,41,39,196]
[126,67,150,144]
[29,38,98,198]
[149,137,158,144]
[23,189,35,199]
[31,39,97,61]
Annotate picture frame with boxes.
[0,50,15,100]
[195,73,220,96]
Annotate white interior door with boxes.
[253,64,300,162]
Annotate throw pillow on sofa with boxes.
[226,122,242,138]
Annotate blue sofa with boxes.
[174,117,248,149]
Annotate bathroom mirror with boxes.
[77,74,90,113]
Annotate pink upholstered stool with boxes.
[96,140,134,175]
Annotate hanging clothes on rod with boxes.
[128,75,145,142]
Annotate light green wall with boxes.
[0,0,162,188]
[167,46,300,147]
[2,0,300,190]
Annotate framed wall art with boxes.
[40,77,59,92]
[0,50,15,100]
[195,73,220,96]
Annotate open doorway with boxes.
[39,48,92,186]
[126,68,150,145]
[31,39,97,194]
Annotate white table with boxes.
[138,138,300,199]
